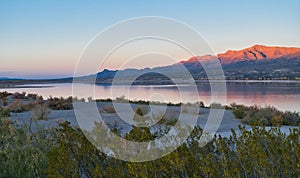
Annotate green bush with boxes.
[47,123,300,177]
[0,107,10,117]
[231,103,246,119]
[231,104,300,126]
[0,118,54,177]
[1,106,300,177]
[283,111,300,125]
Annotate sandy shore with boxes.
[8,101,243,136]
[9,101,298,138]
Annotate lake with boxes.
[1,81,300,112]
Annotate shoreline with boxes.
[1,79,300,89]
[0,92,300,126]
[6,100,299,137]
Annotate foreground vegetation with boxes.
[231,103,300,126]
[1,91,300,177]
[1,112,300,177]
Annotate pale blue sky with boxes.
[0,0,299,78]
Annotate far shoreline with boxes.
[1,79,300,89]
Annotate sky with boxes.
[0,0,299,79]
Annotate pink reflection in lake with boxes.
[1,82,299,112]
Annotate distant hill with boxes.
[179,44,300,64]
[177,45,300,80]
[87,45,300,84]
[0,77,23,80]
[217,44,300,64]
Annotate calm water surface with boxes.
[1,81,300,112]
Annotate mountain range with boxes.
[1,44,300,86]
[80,44,300,84]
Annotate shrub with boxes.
[0,91,11,99]
[31,103,51,120]
[157,115,178,126]
[167,102,182,106]
[135,106,150,116]
[8,99,28,113]
[209,102,224,109]
[197,101,205,108]
[27,93,39,100]
[1,98,8,106]
[48,122,300,177]
[12,92,27,99]
[0,118,54,178]
[0,107,10,117]
[47,96,73,110]
[282,111,300,125]
[116,95,127,103]
[96,98,112,102]
[232,104,300,126]
[132,106,151,126]
[101,105,116,113]
[1,116,300,177]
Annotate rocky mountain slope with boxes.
[76,45,300,84]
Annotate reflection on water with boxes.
[1,82,300,112]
